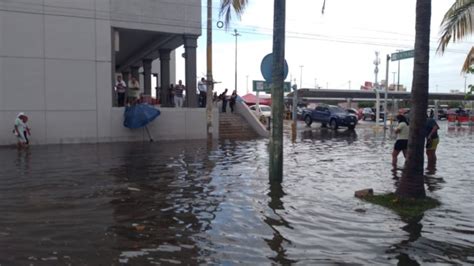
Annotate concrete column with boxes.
[434,100,439,120]
[159,49,171,107]
[142,59,152,96]
[184,35,198,107]
[347,98,352,108]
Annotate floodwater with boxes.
[0,121,473,265]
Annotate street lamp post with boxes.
[396,49,402,91]
[299,65,303,88]
[374,51,381,125]
[233,29,241,94]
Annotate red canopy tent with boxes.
[241,93,272,106]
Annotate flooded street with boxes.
[0,121,473,265]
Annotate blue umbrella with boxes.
[124,104,160,141]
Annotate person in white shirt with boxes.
[14,113,31,149]
[115,75,127,107]
[174,80,185,108]
[392,114,409,168]
[128,76,141,105]
[198,77,207,107]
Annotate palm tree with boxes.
[396,0,432,199]
[438,0,474,72]
[219,0,249,26]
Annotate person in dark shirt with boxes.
[425,116,440,169]
[219,89,228,113]
[229,90,237,113]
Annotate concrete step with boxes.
[218,113,258,139]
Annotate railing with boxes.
[234,101,270,138]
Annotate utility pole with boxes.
[384,54,390,129]
[396,49,402,91]
[269,0,286,182]
[392,72,396,88]
[233,29,241,94]
[299,65,303,88]
[374,51,381,125]
[246,75,249,94]
[374,51,380,86]
[314,78,317,88]
[348,80,351,90]
[206,0,214,138]
[464,74,467,94]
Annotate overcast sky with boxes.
[175,0,474,95]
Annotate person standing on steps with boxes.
[229,90,237,113]
[219,89,228,113]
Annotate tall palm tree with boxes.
[219,0,248,27]
[438,0,474,72]
[396,0,432,199]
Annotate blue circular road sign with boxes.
[260,53,289,83]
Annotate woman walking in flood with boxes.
[392,114,409,168]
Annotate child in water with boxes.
[14,113,31,149]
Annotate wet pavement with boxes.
[0,121,473,265]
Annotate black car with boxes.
[303,105,358,130]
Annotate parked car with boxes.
[347,108,363,120]
[249,104,271,119]
[303,104,358,130]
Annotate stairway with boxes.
[219,112,259,139]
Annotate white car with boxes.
[249,104,271,119]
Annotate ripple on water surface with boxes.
[0,121,473,264]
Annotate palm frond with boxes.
[461,46,474,72]
[437,0,474,54]
[219,0,248,30]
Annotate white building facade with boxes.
[0,0,215,145]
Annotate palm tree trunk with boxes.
[397,0,431,199]
[269,0,286,182]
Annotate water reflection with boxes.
[1,121,473,264]
[107,141,221,264]
[300,128,357,143]
[394,216,424,265]
[264,182,296,264]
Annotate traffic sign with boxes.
[253,80,291,93]
[391,50,414,61]
[260,53,289,82]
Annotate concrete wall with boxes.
[110,0,201,35]
[0,0,204,146]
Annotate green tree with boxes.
[396,0,432,199]
[438,0,474,73]
[219,0,248,26]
